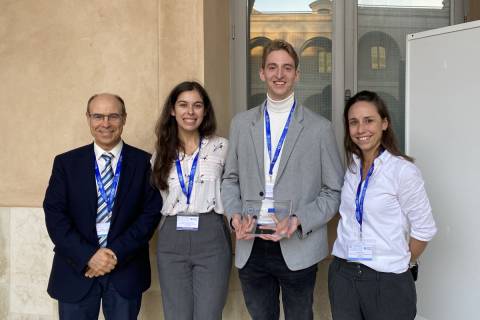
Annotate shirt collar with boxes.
[94,140,123,160]
[352,149,391,167]
[266,92,295,114]
[177,136,209,159]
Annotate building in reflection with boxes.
[249,0,450,148]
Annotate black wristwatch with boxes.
[409,261,419,281]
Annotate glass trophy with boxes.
[242,199,292,237]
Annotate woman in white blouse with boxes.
[329,91,437,320]
[151,81,231,320]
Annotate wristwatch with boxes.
[409,261,419,281]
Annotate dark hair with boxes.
[262,39,299,70]
[87,93,126,115]
[343,90,413,169]
[152,81,216,190]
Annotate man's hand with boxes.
[85,248,117,278]
[259,215,300,242]
[231,213,256,240]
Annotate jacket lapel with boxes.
[82,144,98,220]
[250,103,266,187]
[73,144,99,235]
[275,104,304,184]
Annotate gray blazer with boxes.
[221,102,344,270]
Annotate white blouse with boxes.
[156,135,228,216]
[332,150,437,273]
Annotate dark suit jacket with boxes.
[43,143,162,303]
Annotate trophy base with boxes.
[255,227,275,235]
[242,199,292,237]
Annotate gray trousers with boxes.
[156,213,232,320]
[328,257,416,320]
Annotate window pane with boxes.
[357,1,450,150]
[248,0,333,120]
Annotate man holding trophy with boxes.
[222,39,344,319]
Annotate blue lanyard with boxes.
[355,161,374,234]
[94,152,123,213]
[175,139,201,205]
[264,100,296,176]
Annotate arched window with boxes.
[370,45,386,70]
[298,37,332,119]
[358,31,400,80]
[300,37,332,75]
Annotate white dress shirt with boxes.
[93,140,123,179]
[93,140,123,239]
[157,135,228,215]
[332,150,437,273]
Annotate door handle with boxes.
[345,89,352,103]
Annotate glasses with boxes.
[88,113,123,123]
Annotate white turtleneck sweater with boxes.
[263,92,295,189]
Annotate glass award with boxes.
[242,199,292,237]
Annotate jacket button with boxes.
[259,191,264,197]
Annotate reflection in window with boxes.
[319,51,332,73]
[251,45,264,57]
[252,0,313,13]
[359,31,398,78]
[298,37,332,119]
[302,46,332,74]
[357,1,450,151]
[370,46,386,70]
[358,0,445,8]
[248,1,333,115]
[249,37,271,108]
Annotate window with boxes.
[370,46,386,70]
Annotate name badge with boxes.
[347,239,375,261]
[96,222,110,237]
[258,199,275,225]
[176,215,199,231]
[265,181,274,199]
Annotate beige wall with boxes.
[0,0,231,207]
[0,0,160,207]
[158,0,205,96]
[204,0,231,138]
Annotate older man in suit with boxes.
[43,93,162,319]
[221,39,344,319]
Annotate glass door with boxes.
[231,0,455,150]
[247,0,335,121]
[350,0,452,150]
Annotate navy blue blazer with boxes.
[43,143,162,303]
